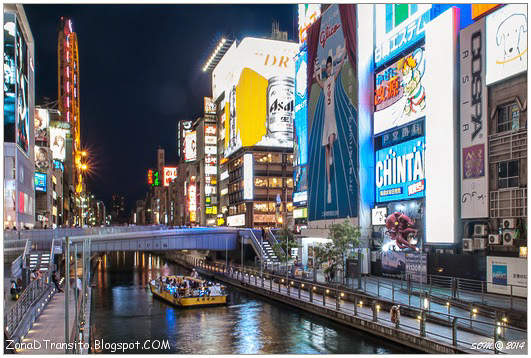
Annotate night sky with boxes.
[24,4,296,212]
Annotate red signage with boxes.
[147,169,153,185]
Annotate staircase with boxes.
[260,239,280,266]
[28,251,51,273]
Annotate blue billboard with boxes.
[307,4,358,221]
[294,47,308,167]
[375,136,425,203]
[35,172,47,192]
[3,13,16,143]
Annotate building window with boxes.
[497,102,520,133]
[498,160,519,189]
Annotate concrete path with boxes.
[15,287,76,354]
[220,270,527,355]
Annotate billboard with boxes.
[486,4,528,85]
[374,46,426,135]
[375,136,425,203]
[298,4,321,43]
[147,169,154,185]
[204,97,217,114]
[371,207,387,226]
[487,256,527,297]
[50,127,68,161]
[35,146,51,171]
[4,13,16,143]
[34,172,47,192]
[307,4,358,221]
[214,37,298,157]
[374,5,432,68]
[460,18,489,218]
[472,4,500,19]
[184,131,197,162]
[35,108,49,143]
[294,48,308,167]
[243,153,253,200]
[405,253,427,283]
[381,251,405,274]
[163,167,177,187]
[53,160,64,172]
[16,21,30,154]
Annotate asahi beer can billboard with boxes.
[460,17,488,219]
[266,76,294,143]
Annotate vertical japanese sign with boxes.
[460,18,488,218]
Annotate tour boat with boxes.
[149,275,227,307]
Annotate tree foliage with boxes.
[272,228,298,262]
[313,219,361,280]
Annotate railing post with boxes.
[74,244,79,345]
[481,281,485,305]
[452,317,457,346]
[420,310,426,337]
[392,281,395,303]
[298,283,301,299]
[510,285,513,310]
[65,237,70,354]
[278,278,281,293]
[336,290,340,310]
[377,278,380,297]
[287,281,290,296]
[372,301,377,322]
[270,276,273,291]
[354,296,357,316]
[310,286,313,303]
[323,289,326,306]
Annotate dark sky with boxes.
[24,4,296,211]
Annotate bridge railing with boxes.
[188,257,526,355]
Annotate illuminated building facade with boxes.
[3,4,36,229]
[58,16,83,225]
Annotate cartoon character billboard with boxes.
[307,4,358,221]
[3,13,16,143]
[374,46,426,135]
[35,108,49,143]
[486,4,527,85]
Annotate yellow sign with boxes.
[471,4,499,19]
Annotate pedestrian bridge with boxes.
[4,226,267,255]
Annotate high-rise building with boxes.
[3,5,36,229]
[58,16,83,226]
[110,193,126,225]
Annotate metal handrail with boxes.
[193,259,525,354]
[4,276,50,335]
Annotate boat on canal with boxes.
[149,274,227,308]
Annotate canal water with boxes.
[91,252,416,354]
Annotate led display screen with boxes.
[35,172,47,192]
[3,13,16,143]
[375,136,425,203]
[16,21,29,154]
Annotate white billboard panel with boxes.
[425,8,458,244]
[243,153,253,200]
[184,131,197,162]
[50,127,68,161]
[487,256,527,297]
[460,18,489,218]
[486,4,528,85]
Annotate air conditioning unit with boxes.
[462,238,474,252]
[474,238,487,250]
[488,234,501,245]
[502,230,516,246]
[473,224,488,237]
[501,218,517,229]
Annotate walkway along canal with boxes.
[170,254,527,355]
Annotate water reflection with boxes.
[91,252,416,354]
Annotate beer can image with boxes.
[266,76,294,143]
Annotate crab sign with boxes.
[385,212,419,251]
